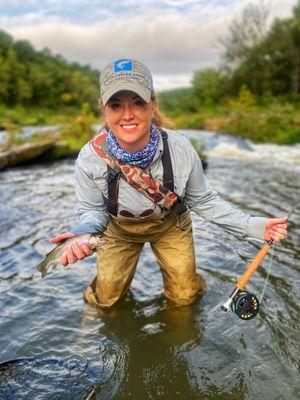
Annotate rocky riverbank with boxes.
[0,140,75,170]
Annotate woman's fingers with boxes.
[265,217,288,241]
[80,243,94,256]
[270,227,287,236]
[268,219,288,242]
[60,247,77,266]
[72,241,86,259]
[270,231,286,243]
[61,253,68,266]
[66,247,77,264]
[277,224,287,229]
[59,240,94,266]
[60,246,78,265]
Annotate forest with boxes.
[158,1,300,143]
[0,1,299,144]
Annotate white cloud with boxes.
[0,0,298,90]
[0,0,38,6]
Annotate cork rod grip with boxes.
[236,244,271,290]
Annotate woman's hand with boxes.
[264,217,288,243]
[50,232,94,266]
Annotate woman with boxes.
[51,58,288,308]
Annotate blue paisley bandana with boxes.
[106,125,159,169]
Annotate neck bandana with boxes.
[106,126,159,169]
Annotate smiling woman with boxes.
[104,91,155,152]
[50,58,288,309]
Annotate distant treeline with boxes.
[159,1,300,114]
[0,1,300,144]
[0,30,99,111]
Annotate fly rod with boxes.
[221,199,299,320]
[221,239,273,320]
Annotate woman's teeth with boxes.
[122,125,137,130]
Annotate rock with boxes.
[0,140,57,170]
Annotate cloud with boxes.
[0,0,298,89]
[1,12,225,70]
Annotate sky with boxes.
[0,0,298,90]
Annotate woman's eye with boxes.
[135,100,146,106]
[109,103,120,109]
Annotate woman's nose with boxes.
[122,104,134,120]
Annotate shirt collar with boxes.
[152,128,164,162]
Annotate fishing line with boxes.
[286,198,300,218]
[221,198,300,320]
[259,245,274,303]
[259,198,300,303]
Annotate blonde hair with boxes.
[150,92,175,129]
[99,91,175,130]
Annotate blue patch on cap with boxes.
[114,59,133,72]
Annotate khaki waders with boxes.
[83,210,206,308]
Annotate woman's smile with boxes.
[120,123,139,133]
[104,90,156,152]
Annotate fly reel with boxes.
[221,241,271,321]
[231,290,259,320]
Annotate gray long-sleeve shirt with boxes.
[72,129,267,240]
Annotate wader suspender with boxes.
[91,129,187,216]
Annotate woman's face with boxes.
[104,90,156,152]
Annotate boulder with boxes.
[0,140,57,170]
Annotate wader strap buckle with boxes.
[171,197,187,215]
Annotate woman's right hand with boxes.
[50,232,94,266]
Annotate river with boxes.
[0,130,299,399]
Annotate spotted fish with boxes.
[38,234,106,278]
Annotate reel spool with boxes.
[231,291,259,320]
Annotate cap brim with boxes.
[101,82,151,106]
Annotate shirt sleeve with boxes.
[71,151,111,236]
[183,146,267,240]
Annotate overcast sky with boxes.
[0,0,298,90]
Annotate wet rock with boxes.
[0,140,57,170]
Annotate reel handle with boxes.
[236,243,271,290]
[221,239,273,317]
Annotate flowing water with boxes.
[0,130,299,400]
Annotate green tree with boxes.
[192,68,227,103]
[0,48,31,103]
[290,1,300,94]
[0,30,13,56]
[0,29,100,109]
[221,2,269,69]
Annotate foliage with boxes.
[1,2,300,146]
[192,68,228,104]
[158,88,198,115]
[158,1,300,144]
[220,2,269,69]
[167,99,300,144]
[0,30,99,111]
[59,103,98,150]
[219,1,300,97]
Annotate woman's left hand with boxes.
[265,217,288,243]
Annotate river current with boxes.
[0,130,299,399]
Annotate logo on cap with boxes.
[114,59,133,72]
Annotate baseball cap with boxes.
[100,58,154,106]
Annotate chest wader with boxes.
[83,130,206,308]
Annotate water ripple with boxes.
[0,135,299,399]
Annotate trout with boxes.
[38,234,106,278]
